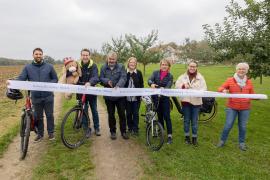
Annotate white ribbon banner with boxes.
[8,80,268,99]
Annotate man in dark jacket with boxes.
[100,51,129,140]
[77,48,100,137]
[17,48,58,141]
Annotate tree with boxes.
[43,55,56,64]
[203,0,270,83]
[101,36,129,63]
[126,30,162,75]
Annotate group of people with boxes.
[7,47,255,151]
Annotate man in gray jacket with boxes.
[17,48,58,141]
[100,51,129,140]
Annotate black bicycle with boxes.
[170,96,217,123]
[141,96,165,151]
[20,90,38,160]
[61,94,91,149]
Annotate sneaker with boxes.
[239,143,247,151]
[167,136,172,144]
[34,135,43,142]
[217,140,225,148]
[185,136,191,144]
[95,129,101,136]
[85,128,91,138]
[192,137,198,146]
[48,134,55,141]
[122,132,129,140]
[110,132,117,140]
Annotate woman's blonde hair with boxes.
[160,57,172,68]
[126,57,137,69]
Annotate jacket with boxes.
[218,77,254,110]
[17,61,58,103]
[148,70,173,88]
[175,72,207,105]
[100,63,127,101]
[125,69,144,101]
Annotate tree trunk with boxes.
[143,64,146,76]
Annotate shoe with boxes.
[122,132,129,140]
[85,128,91,138]
[133,131,139,136]
[48,134,55,141]
[239,143,247,151]
[185,136,191,144]
[217,140,225,148]
[110,132,117,140]
[95,129,101,136]
[167,136,172,144]
[192,137,198,146]
[34,134,43,142]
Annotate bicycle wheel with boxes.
[61,107,87,149]
[146,121,165,151]
[199,101,218,123]
[20,113,31,160]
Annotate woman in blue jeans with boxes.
[148,58,173,144]
[175,61,207,146]
[217,62,254,151]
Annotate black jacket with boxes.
[148,70,173,88]
[125,69,144,101]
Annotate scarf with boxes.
[160,70,168,81]
[187,70,197,82]
[234,73,247,88]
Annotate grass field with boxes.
[136,64,270,179]
[3,63,269,179]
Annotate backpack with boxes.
[200,97,215,113]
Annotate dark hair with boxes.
[81,48,91,55]
[33,48,43,54]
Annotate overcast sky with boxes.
[0,0,241,60]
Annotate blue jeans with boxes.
[182,104,200,137]
[33,99,54,137]
[82,96,100,131]
[126,100,140,132]
[220,108,250,144]
[152,96,172,135]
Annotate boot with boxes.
[185,136,191,144]
[192,137,198,146]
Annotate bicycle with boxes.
[61,94,91,149]
[141,96,165,151]
[20,90,38,160]
[170,96,218,123]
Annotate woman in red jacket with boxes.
[217,62,254,151]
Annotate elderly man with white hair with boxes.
[217,62,255,151]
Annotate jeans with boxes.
[220,108,250,144]
[82,95,100,131]
[152,96,172,135]
[182,104,200,137]
[126,100,140,132]
[105,98,127,134]
[33,99,54,137]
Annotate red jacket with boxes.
[218,77,255,110]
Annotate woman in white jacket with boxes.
[175,61,207,146]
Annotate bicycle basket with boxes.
[200,97,215,113]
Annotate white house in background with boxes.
[161,45,186,64]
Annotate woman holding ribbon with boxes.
[217,62,254,151]
[148,58,173,144]
[175,60,207,146]
[125,57,144,136]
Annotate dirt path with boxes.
[0,93,63,180]
[91,100,148,180]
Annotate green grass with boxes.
[0,124,19,158]
[135,63,270,179]
[32,98,94,180]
